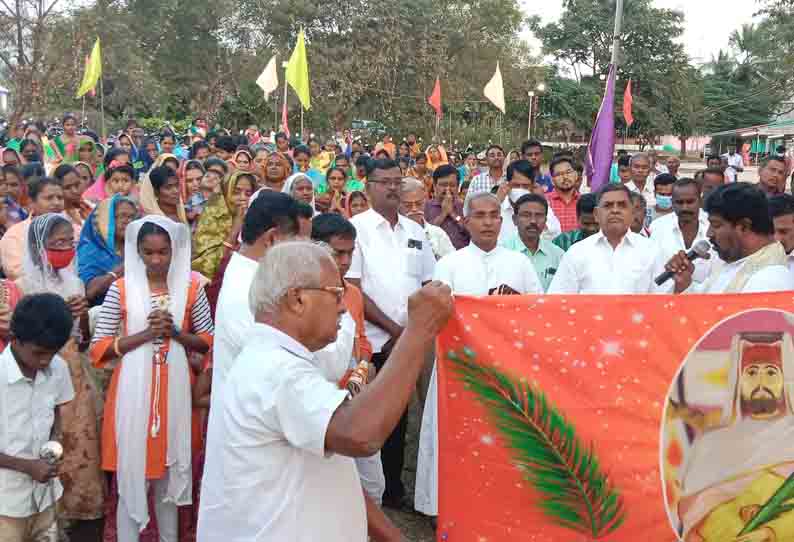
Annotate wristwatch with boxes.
[172,325,182,338]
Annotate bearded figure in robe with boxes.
[679,335,794,542]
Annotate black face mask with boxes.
[25,152,41,163]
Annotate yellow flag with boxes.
[76,38,102,98]
[286,30,311,110]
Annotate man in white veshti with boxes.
[414,192,542,519]
[677,337,794,542]
[665,183,794,294]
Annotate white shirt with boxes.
[624,180,656,208]
[210,251,259,399]
[433,243,543,296]
[725,153,744,170]
[423,221,455,260]
[649,211,720,291]
[347,208,435,352]
[0,346,74,518]
[691,257,794,294]
[547,230,660,294]
[197,325,365,542]
[497,197,562,244]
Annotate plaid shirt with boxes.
[547,190,580,233]
[468,170,505,195]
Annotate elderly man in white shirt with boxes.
[346,158,436,508]
[0,294,75,542]
[665,183,794,294]
[548,183,660,294]
[197,241,453,542]
[493,160,561,243]
[399,177,455,260]
[650,178,720,291]
[624,152,656,208]
[415,192,542,520]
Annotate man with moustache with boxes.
[501,193,564,292]
[548,184,660,294]
[424,164,469,249]
[676,336,794,542]
[415,192,541,522]
[769,194,794,272]
[650,178,717,291]
[665,183,794,293]
[346,158,436,509]
[758,156,788,197]
[400,178,455,260]
[547,156,581,232]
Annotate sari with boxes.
[53,133,83,163]
[282,172,317,214]
[425,144,449,171]
[178,159,206,202]
[231,150,254,173]
[192,171,251,278]
[78,195,136,305]
[20,213,106,520]
[139,173,189,224]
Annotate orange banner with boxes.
[437,293,794,542]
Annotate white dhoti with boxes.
[414,362,438,516]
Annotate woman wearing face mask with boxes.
[650,173,676,224]
[19,213,106,527]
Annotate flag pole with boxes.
[282,62,289,134]
[611,0,624,67]
[81,96,86,131]
[300,107,304,142]
[99,74,106,143]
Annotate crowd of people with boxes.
[1,112,794,542]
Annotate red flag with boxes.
[428,77,442,119]
[281,101,290,138]
[623,78,634,127]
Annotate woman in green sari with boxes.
[52,113,82,163]
[191,171,256,278]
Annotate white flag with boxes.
[256,56,279,100]
[483,62,505,113]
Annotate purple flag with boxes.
[585,64,616,192]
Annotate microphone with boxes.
[655,240,712,286]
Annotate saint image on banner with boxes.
[663,311,794,542]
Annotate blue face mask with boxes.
[656,194,673,210]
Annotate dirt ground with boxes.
[383,395,436,542]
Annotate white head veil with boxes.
[115,215,193,532]
[282,172,316,213]
[21,213,84,299]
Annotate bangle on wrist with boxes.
[113,337,122,357]
[109,271,119,280]
[222,241,235,250]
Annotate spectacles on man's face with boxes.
[299,286,344,304]
[369,177,404,189]
[552,168,576,178]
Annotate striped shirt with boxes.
[93,283,214,345]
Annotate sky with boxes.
[521,0,761,64]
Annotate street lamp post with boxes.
[527,91,535,139]
[527,83,547,140]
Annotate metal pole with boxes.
[282,62,289,134]
[99,75,106,142]
[527,91,534,139]
[611,0,624,67]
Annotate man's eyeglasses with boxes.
[369,179,404,189]
[299,286,345,304]
[551,168,577,178]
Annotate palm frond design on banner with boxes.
[448,347,626,538]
